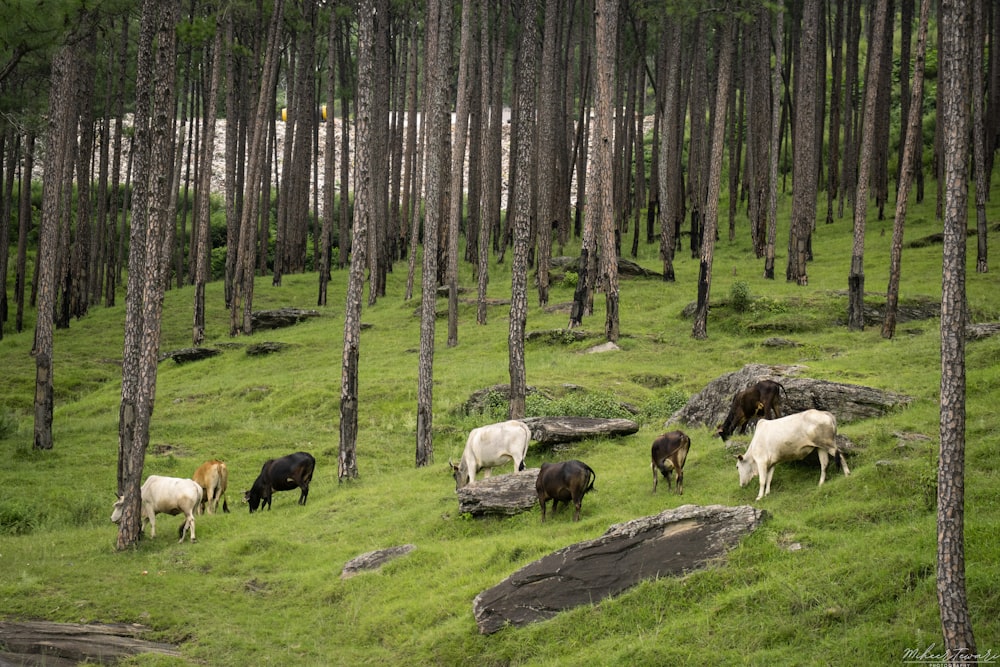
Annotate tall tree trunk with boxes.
[937,0,977,654]
[787,0,820,285]
[764,5,785,280]
[826,0,844,225]
[883,0,931,340]
[194,23,223,345]
[417,0,450,465]
[508,0,537,419]
[658,18,683,283]
[342,0,376,480]
[319,6,338,306]
[447,0,476,345]
[972,0,989,274]
[16,132,36,331]
[117,0,180,550]
[838,0,861,219]
[593,0,619,342]
[35,25,84,450]
[848,0,891,330]
[535,0,560,307]
[693,14,734,341]
[231,0,285,337]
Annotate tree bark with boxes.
[937,0,977,657]
[593,0,618,343]
[117,0,180,549]
[230,0,284,337]
[193,22,223,346]
[883,0,931,340]
[693,15,734,341]
[787,0,820,285]
[417,0,450,465]
[972,0,989,274]
[508,0,537,419]
[764,4,783,280]
[848,0,891,330]
[340,0,377,480]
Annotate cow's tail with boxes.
[222,496,230,513]
[584,464,596,493]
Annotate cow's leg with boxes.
[651,462,659,493]
[483,467,493,478]
[676,468,684,495]
[538,495,548,522]
[572,496,582,522]
[838,450,851,477]
[817,449,830,486]
[145,509,156,538]
[758,462,772,500]
[299,481,310,505]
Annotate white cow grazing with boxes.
[735,409,851,501]
[450,420,532,490]
[111,475,203,543]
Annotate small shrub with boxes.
[749,296,788,316]
[730,280,752,313]
[562,272,578,288]
[525,390,632,419]
[639,388,689,425]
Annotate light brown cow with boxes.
[193,460,230,515]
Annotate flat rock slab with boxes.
[0,621,182,665]
[341,544,416,579]
[159,347,221,364]
[251,308,320,331]
[522,416,639,445]
[472,504,768,634]
[458,469,541,517]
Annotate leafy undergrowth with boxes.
[1,204,999,665]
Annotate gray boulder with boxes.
[472,504,768,634]
[457,469,540,517]
[668,363,911,429]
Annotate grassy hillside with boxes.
[1,197,999,665]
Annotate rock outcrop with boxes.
[472,504,768,634]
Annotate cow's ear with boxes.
[734,454,743,461]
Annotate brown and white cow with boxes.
[735,409,850,501]
[193,460,230,515]
[450,420,531,491]
[111,475,203,543]
[716,379,786,441]
[651,430,691,494]
[536,460,596,522]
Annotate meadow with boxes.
[1,196,999,665]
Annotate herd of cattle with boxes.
[111,380,852,541]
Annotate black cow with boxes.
[651,430,691,494]
[716,379,786,441]
[536,460,596,522]
[244,452,316,513]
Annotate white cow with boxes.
[111,475,203,543]
[735,409,851,501]
[450,420,532,490]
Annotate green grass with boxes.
[2,189,999,665]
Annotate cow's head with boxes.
[243,489,262,513]
[449,459,468,492]
[110,495,125,524]
[735,454,756,487]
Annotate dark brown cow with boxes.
[536,460,596,522]
[651,430,691,494]
[716,379,786,441]
[244,452,315,513]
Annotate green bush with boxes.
[639,388,689,425]
[525,390,633,419]
[730,280,752,313]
